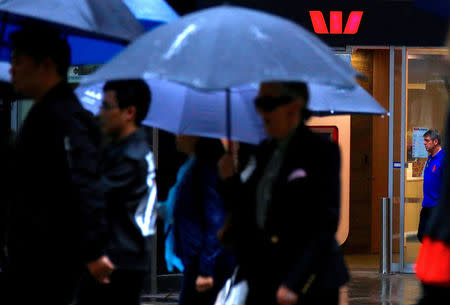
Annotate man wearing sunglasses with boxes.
[219,82,348,305]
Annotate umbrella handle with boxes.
[227,141,234,154]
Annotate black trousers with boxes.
[76,269,146,305]
[1,268,80,305]
[418,206,434,242]
[417,283,450,305]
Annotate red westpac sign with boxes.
[309,11,363,34]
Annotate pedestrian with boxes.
[76,79,157,305]
[218,82,349,305]
[417,129,444,242]
[169,135,235,305]
[4,24,112,305]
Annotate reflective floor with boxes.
[341,271,421,305]
[143,270,422,305]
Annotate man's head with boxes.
[9,24,70,99]
[100,79,151,140]
[254,82,310,140]
[423,129,442,155]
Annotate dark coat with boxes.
[222,124,349,304]
[173,157,229,277]
[7,82,108,274]
[100,128,155,271]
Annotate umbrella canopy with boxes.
[124,0,178,26]
[76,79,386,144]
[0,62,9,82]
[0,0,144,42]
[81,5,358,89]
[308,84,387,116]
[0,0,178,64]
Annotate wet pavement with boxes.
[142,270,422,305]
[342,271,421,305]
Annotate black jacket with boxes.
[222,124,349,304]
[7,82,108,273]
[100,128,156,271]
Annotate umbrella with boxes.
[75,80,387,145]
[0,61,9,82]
[81,5,358,90]
[0,0,178,64]
[0,0,143,42]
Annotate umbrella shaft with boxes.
[226,88,231,141]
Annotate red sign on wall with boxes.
[309,11,363,34]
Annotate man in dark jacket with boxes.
[76,80,156,305]
[4,26,113,305]
[219,82,349,305]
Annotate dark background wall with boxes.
[166,0,448,47]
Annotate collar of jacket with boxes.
[265,123,309,147]
[107,128,150,160]
[37,81,73,106]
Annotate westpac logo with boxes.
[309,11,363,34]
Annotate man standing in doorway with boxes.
[418,129,444,242]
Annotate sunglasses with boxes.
[254,96,294,112]
[100,101,119,111]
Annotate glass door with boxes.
[403,48,449,271]
[390,47,448,273]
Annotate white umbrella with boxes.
[81,5,358,89]
[76,80,386,145]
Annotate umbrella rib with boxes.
[177,87,191,134]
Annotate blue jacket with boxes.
[423,149,445,207]
[173,157,226,276]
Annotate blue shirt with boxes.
[423,149,445,207]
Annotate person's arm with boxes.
[65,112,112,282]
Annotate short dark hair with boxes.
[9,24,71,78]
[103,79,151,125]
[424,129,441,145]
